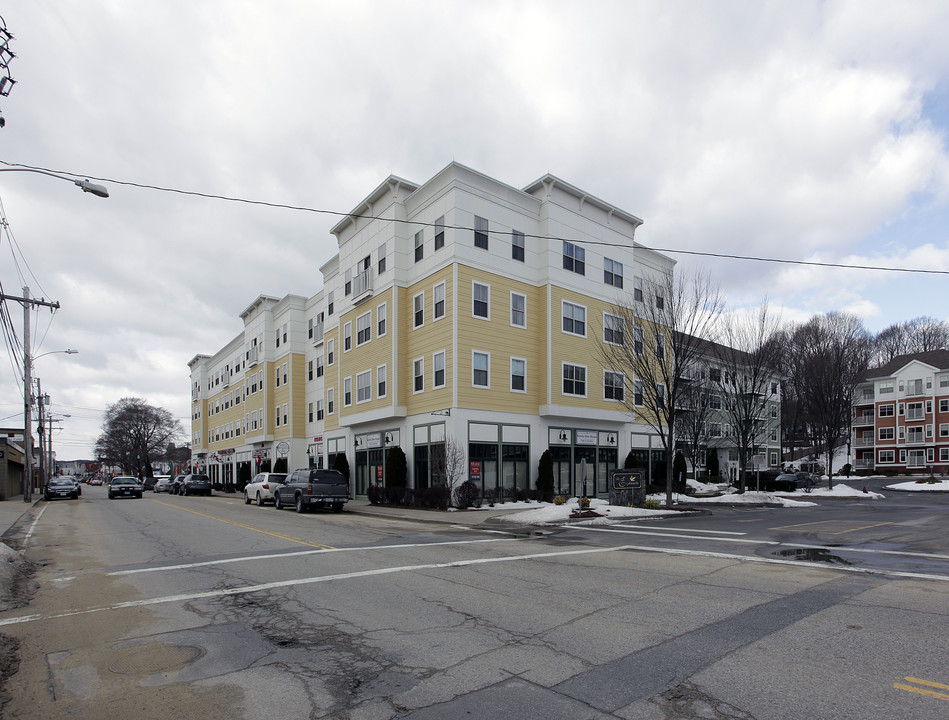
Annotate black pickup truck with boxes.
[274,468,350,514]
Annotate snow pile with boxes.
[885,478,949,492]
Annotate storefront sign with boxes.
[366,433,382,448]
[377,466,383,479]
[576,430,598,445]
[470,460,482,480]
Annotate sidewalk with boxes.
[0,495,38,541]
[344,499,531,527]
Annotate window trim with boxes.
[474,215,489,250]
[562,300,587,338]
[562,362,587,398]
[377,301,387,337]
[433,281,446,321]
[377,364,388,399]
[414,291,425,328]
[511,229,525,262]
[343,377,352,407]
[472,350,490,388]
[356,311,371,346]
[510,356,527,393]
[562,240,585,275]
[413,357,425,394]
[343,321,352,352]
[603,312,623,346]
[604,370,625,402]
[433,350,446,389]
[510,291,527,328]
[472,281,490,320]
[356,370,372,404]
[414,229,424,262]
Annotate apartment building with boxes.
[190,162,678,498]
[852,350,949,474]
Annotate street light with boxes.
[0,165,106,501]
[0,167,109,198]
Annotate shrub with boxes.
[536,450,555,501]
[553,496,566,506]
[385,446,407,488]
[273,457,288,474]
[455,480,481,508]
[643,498,662,510]
[673,451,688,485]
[332,453,350,481]
[580,497,590,508]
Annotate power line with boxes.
[3,160,948,276]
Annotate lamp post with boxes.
[27,350,78,499]
[0,166,105,501]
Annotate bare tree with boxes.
[598,268,724,506]
[674,369,715,480]
[95,398,184,477]
[429,435,466,508]
[711,304,784,492]
[787,313,872,489]
[872,316,949,365]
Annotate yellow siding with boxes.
[401,268,454,415]
[324,328,339,431]
[338,287,395,418]
[455,265,546,414]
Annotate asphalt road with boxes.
[1,484,947,720]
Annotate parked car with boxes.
[153,477,173,493]
[274,468,349,513]
[142,475,167,491]
[44,477,79,501]
[108,476,143,499]
[170,475,187,494]
[178,474,212,496]
[60,475,81,496]
[243,472,287,506]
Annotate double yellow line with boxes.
[150,498,335,549]
[894,677,949,701]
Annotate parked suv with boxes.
[178,474,212,496]
[274,468,349,513]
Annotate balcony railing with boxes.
[852,414,874,427]
[353,269,373,300]
[855,437,875,447]
[311,323,324,346]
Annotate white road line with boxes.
[22,503,47,548]
[108,538,512,576]
[3,542,948,628]
[627,525,746,536]
[572,525,949,561]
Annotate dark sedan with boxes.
[44,478,79,501]
[108,476,143,499]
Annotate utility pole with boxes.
[0,286,61,501]
[36,377,45,489]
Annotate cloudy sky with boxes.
[2,1,948,461]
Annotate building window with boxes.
[634,380,644,406]
[473,351,490,387]
[344,321,352,352]
[414,358,424,393]
[656,383,666,409]
[414,292,425,328]
[308,402,314,421]
[511,292,526,328]
[275,407,281,427]
[357,371,371,403]
[879,404,894,417]
[344,377,352,407]
[316,354,324,378]
[344,268,352,296]
[275,367,281,388]
[940,423,949,437]
[511,357,526,392]
[655,293,664,310]
[473,282,489,319]
[562,363,586,396]
[633,276,643,302]
[604,258,623,288]
[634,326,644,355]
[512,230,525,262]
[604,371,624,401]
[604,313,623,345]
[357,311,371,346]
[377,242,387,274]
[377,365,387,398]
[283,404,288,426]
[414,230,424,262]
[878,381,894,395]
[435,215,445,250]
[906,402,924,421]
[879,427,894,440]
[656,333,665,362]
[474,215,488,249]
[563,241,585,275]
[434,282,446,320]
[377,302,387,337]
[562,301,586,336]
[327,388,334,415]
[434,351,446,388]
[316,400,324,421]
[327,291,334,315]
[308,360,314,381]
[328,338,335,365]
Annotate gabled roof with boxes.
[864,349,949,381]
